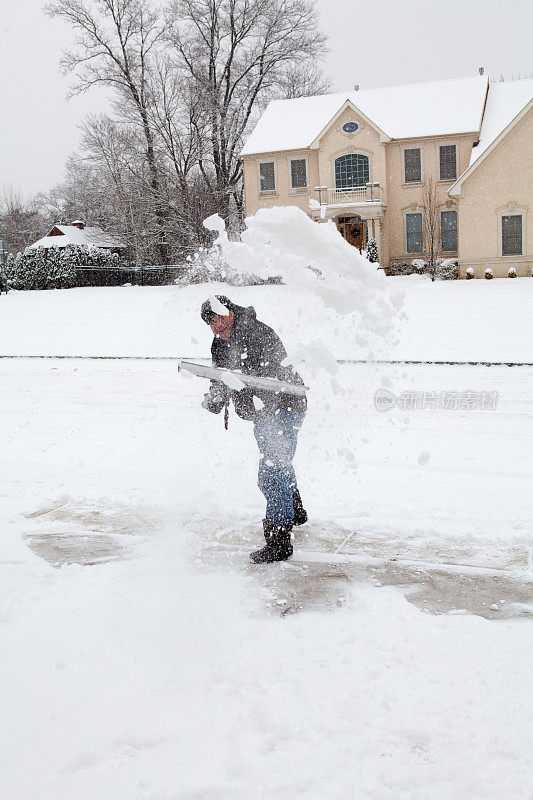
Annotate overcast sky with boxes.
[1,0,532,198]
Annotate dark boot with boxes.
[292,489,308,526]
[250,520,293,564]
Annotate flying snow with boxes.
[204,206,405,375]
[203,213,226,234]
[220,370,246,390]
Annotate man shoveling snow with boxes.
[200,295,307,563]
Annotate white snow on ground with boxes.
[0,275,532,362]
[1,263,532,797]
[1,354,532,799]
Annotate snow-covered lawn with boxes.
[1,280,532,799]
[0,276,532,362]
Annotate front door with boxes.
[337,216,367,251]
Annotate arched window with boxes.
[335,154,369,188]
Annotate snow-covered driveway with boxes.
[3,357,531,564]
[1,356,531,799]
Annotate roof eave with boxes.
[391,130,480,142]
[240,145,312,158]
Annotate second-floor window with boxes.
[259,161,276,191]
[335,153,369,188]
[291,159,307,189]
[441,210,458,251]
[404,148,421,183]
[439,145,457,180]
[406,213,423,253]
[502,215,523,256]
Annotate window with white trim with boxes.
[406,213,423,253]
[441,210,458,251]
[290,159,307,189]
[404,148,421,183]
[439,145,457,180]
[259,162,275,191]
[502,215,522,256]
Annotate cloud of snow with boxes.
[283,338,340,377]
[203,213,226,234]
[204,206,405,377]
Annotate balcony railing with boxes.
[314,183,383,206]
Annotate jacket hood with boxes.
[231,302,257,322]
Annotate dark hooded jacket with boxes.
[208,299,307,421]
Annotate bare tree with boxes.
[422,175,441,281]
[37,159,110,227]
[278,62,332,99]
[45,0,171,262]
[0,186,46,253]
[148,60,202,191]
[45,0,330,254]
[42,114,220,264]
[165,0,329,233]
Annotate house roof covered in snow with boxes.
[449,79,533,194]
[28,224,125,251]
[240,75,489,155]
[469,79,533,167]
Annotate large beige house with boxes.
[240,76,533,278]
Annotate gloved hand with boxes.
[202,383,228,414]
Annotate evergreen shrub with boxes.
[366,237,379,263]
[6,245,117,290]
[436,258,459,280]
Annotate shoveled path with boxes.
[23,517,531,621]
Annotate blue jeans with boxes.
[253,410,305,525]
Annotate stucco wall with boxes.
[242,116,481,271]
[456,108,533,278]
[315,106,387,190]
[242,106,390,258]
[240,100,533,279]
[241,105,388,216]
[242,149,319,217]
[384,134,475,263]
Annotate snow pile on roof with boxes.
[468,79,533,167]
[241,76,488,155]
[28,225,125,250]
[205,206,404,375]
